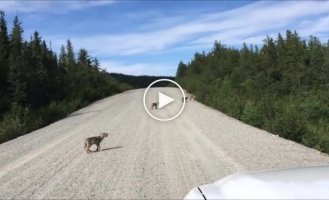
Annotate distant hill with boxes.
[110,73,174,88]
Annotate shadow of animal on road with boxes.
[101,146,123,152]
[88,146,123,154]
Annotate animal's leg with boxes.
[86,145,91,153]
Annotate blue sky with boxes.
[1,1,329,76]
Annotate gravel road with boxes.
[1,88,329,199]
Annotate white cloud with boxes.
[0,0,114,14]
[298,15,329,37]
[48,1,329,58]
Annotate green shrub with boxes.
[319,140,329,154]
[305,120,329,153]
[40,99,82,124]
[266,110,308,143]
[0,104,29,143]
[40,101,68,124]
[302,131,320,149]
[241,100,263,127]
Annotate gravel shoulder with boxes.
[1,88,329,199]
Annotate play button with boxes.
[143,79,186,121]
[158,92,174,109]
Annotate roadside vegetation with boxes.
[176,30,329,154]
[0,12,133,143]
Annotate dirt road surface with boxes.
[1,88,329,199]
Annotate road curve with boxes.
[1,88,329,199]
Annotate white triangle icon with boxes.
[158,92,174,109]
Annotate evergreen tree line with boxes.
[0,11,131,143]
[110,73,174,88]
[176,30,329,154]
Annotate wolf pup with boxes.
[182,96,189,102]
[84,133,108,154]
[151,102,158,110]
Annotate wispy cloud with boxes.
[0,0,114,14]
[192,1,329,45]
[48,1,329,58]
[298,15,329,38]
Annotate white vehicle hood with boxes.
[184,165,329,199]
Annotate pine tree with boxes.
[0,11,9,96]
[28,31,47,107]
[321,40,329,85]
[176,61,187,78]
[91,58,100,69]
[77,48,91,67]
[306,36,325,86]
[0,11,9,56]
[32,31,42,56]
[58,45,67,68]
[284,30,306,90]
[276,33,286,70]
[66,39,75,68]
[10,16,23,56]
[261,36,277,88]
[8,16,27,105]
